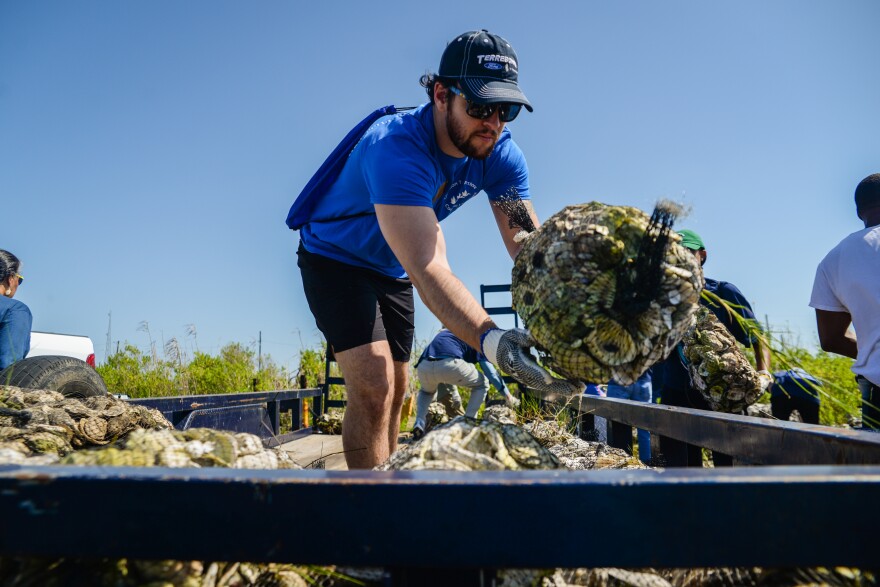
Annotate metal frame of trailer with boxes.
[1,463,879,572]
[3,381,879,583]
[2,284,879,584]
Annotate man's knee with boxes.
[345,371,396,410]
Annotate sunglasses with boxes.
[447,86,522,123]
[15,274,23,285]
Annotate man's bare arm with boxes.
[375,204,494,350]
[815,308,858,359]
[754,336,772,372]
[490,199,540,260]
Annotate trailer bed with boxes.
[281,432,348,470]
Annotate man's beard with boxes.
[446,112,498,160]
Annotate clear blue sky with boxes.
[2,1,878,375]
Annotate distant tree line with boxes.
[96,337,862,426]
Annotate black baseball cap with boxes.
[439,30,533,112]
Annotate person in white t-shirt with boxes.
[810,173,880,431]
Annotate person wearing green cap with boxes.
[652,229,773,467]
[677,229,705,252]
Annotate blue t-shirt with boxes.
[0,297,32,370]
[653,278,761,393]
[298,103,531,278]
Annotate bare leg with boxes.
[334,341,396,469]
[388,360,409,454]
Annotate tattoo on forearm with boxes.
[495,191,537,234]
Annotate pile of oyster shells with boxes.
[380,406,643,472]
[0,386,170,464]
[0,386,298,469]
[316,410,344,435]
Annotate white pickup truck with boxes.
[0,332,107,398]
[28,331,96,367]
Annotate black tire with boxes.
[0,355,109,399]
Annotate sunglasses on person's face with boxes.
[447,86,522,123]
[15,274,23,285]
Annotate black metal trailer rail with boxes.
[129,388,322,446]
[1,464,879,570]
[569,394,880,465]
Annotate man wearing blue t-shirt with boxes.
[653,230,772,467]
[287,30,579,468]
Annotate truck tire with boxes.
[0,355,109,398]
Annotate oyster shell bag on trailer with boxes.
[511,201,702,386]
[682,307,763,413]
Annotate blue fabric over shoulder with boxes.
[286,105,402,231]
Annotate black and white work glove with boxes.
[481,328,582,400]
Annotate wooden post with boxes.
[400,392,415,428]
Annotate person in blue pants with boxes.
[606,370,652,463]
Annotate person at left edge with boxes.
[286,30,580,469]
[0,250,32,371]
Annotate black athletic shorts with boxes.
[297,243,415,362]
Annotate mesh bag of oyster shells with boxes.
[0,386,171,465]
[681,307,763,413]
[0,385,298,470]
[496,565,874,587]
[511,201,702,386]
[62,427,301,469]
[522,418,646,470]
[481,404,518,425]
[425,400,450,431]
[378,416,562,471]
[0,557,377,587]
[316,410,344,434]
[380,413,646,472]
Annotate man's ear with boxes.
[699,249,707,266]
[434,83,450,111]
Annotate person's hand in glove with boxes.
[481,328,581,400]
[757,370,774,392]
[502,389,521,408]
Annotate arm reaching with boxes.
[479,357,520,408]
[375,204,578,399]
[375,203,493,350]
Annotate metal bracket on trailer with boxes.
[128,388,323,446]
